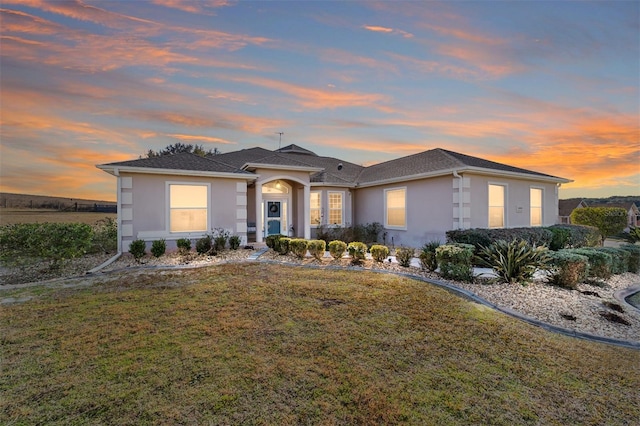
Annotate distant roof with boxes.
[588,202,639,212]
[558,199,587,217]
[98,145,570,185]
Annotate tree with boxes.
[570,207,627,244]
[146,143,220,158]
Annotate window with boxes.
[530,188,543,226]
[488,184,505,228]
[385,187,406,228]
[169,184,208,232]
[310,191,321,226]
[328,192,343,226]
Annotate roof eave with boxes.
[242,162,324,173]
[96,164,258,180]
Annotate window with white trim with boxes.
[488,184,505,228]
[328,192,343,226]
[169,184,208,232]
[530,188,543,226]
[385,187,406,228]
[310,191,321,226]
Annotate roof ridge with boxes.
[435,148,468,168]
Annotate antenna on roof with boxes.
[276,132,284,149]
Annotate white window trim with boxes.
[488,182,507,229]
[530,186,544,227]
[166,181,211,234]
[310,190,322,228]
[384,186,407,230]
[327,191,345,227]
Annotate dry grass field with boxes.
[0,208,116,226]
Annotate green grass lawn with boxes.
[2,263,638,425]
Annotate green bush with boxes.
[265,234,284,249]
[315,222,383,245]
[547,224,600,249]
[212,228,229,251]
[436,244,474,282]
[195,236,212,255]
[177,238,191,255]
[229,235,241,250]
[478,239,549,285]
[568,248,612,280]
[419,241,440,272]
[289,239,309,259]
[619,244,640,273]
[395,246,414,267]
[625,226,640,243]
[328,240,347,260]
[595,247,630,274]
[307,239,326,260]
[91,217,118,253]
[347,241,367,264]
[0,222,94,268]
[151,239,166,258]
[370,245,390,263]
[446,227,553,254]
[277,237,291,255]
[129,239,146,261]
[571,207,628,244]
[546,250,589,289]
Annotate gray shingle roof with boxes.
[101,152,250,174]
[99,145,569,185]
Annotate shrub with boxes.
[546,250,589,289]
[277,237,291,255]
[419,241,440,272]
[229,235,241,250]
[177,238,191,255]
[625,226,640,243]
[91,217,118,253]
[568,248,612,280]
[619,244,640,273]
[151,239,166,258]
[548,226,572,251]
[478,239,549,285]
[328,240,347,260]
[370,245,390,262]
[0,222,94,268]
[547,224,601,249]
[395,246,414,267]
[347,241,367,264]
[212,228,230,251]
[571,207,628,244]
[307,239,326,260]
[265,234,284,249]
[595,247,630,274]
[195,236,212,255]
[446,227,553,254]
[129,239,146,261]
[289,239,309,259]
[436,244,474,282]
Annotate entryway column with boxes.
[255,182,263,243]
[303,184,311,239]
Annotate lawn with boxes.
[1,263,638,425]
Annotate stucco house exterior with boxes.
[97,144,571,253]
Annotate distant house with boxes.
[97,144,571,253]
[588,202,640,230]
[558,198,588,224]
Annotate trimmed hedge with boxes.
[567,248,612,280]
[595,247,630,274]
[277,237,291,255]
[370,244,389,263]
[347,241,367,264]
[328,240,347,260]
[547,224,600,249]
[446,227,553,253]
[307,240,326,260]
[151,239,166,258]
[546,250,589,289]
[395,246,414,267]
[436,244,474,282]
[129,239,146,261]
[619,244,640,273]
[289,238,309,259]
[265,234,285,249]
[177,238,191,255]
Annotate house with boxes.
[587,202,640,230]
[97,144,571,252]
[558,198,588,224]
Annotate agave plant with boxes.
[478,239,550,285]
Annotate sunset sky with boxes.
[1,0,638,202]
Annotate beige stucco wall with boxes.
[119,172,248,252]
[466,173,559,229]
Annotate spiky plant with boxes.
[478,239,550,285]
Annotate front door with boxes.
[266,201,282,236]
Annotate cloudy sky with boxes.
[1,0,638,201]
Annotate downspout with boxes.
[88,167,122,274]
[453,170,463,229]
